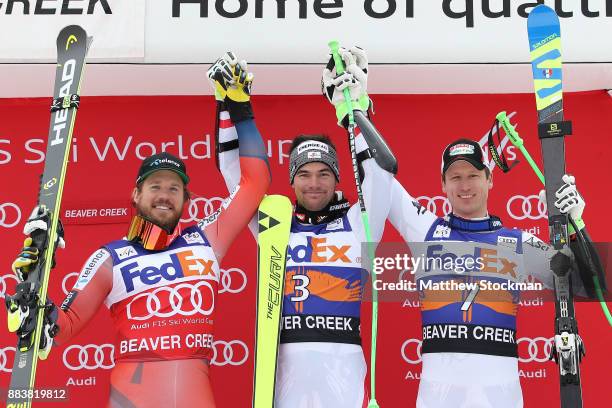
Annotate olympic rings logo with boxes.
[517,336,553,363]
[0,346,16,373]
[415,196,451,217]
[63,343,115,371]
[126,281,215,321]
[401,338,423,365]
[0,274,19,299]
[211,340,248,366]
[506,195,547,220]
[181,197,225,223]
[62,272,79,295]
[219,268,247,294]
[0,203,21,228]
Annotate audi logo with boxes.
[62,272,79,295]
[0,346,16,373]
[416,196,451,217]
[181,197,225,223]
[126,281,215,321]
[211,340,248,366]
[517,336,553,363]
[0,274,19,299]
[219,268,247,294]
[0,203,21,228]
[63,343,115,371]
[506,195,547,220]
[400,336,554,365]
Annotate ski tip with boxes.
[328,40,340,52]
[528,4,560,23]
[56,25,88,52]
[526,4,561,52]
[529,4,554,15]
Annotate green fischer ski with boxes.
[253,195,292,408]
[5,25,91,408]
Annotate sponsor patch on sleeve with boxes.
[74,249,110,291]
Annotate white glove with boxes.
[207,52,253,103]
[322,46,370,125]
[538,174,585,232]
[23,205,65,249]
[344,45,368,90]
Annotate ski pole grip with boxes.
[495,111,545,183]
[496,111,523,147]
[328,41,346,75]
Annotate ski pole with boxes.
[496,112,544,182]
[497,111,612,328]
[328,40,379,408]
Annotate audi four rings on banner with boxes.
[400,337,554,365]
[0,202,21,228]
[517,337,554,363]
[181,197,225,223]
[416,196,451,217]
[63,344,115,371]
[506,194,547,220]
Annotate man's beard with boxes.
[135,203,182,233]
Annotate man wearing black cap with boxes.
[9,60,270,406]
[440,139,492,219]
[387,138,603,407]
[131,152,191,237]
[216,48,397,407]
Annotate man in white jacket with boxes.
[210,48,396,407]
[388,138,602,407]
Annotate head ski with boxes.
[5,25,91,408]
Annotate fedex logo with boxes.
[424,244,517,278]
[288,237,351,264]
[121,249,215,292]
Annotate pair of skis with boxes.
[5,26,91,407]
